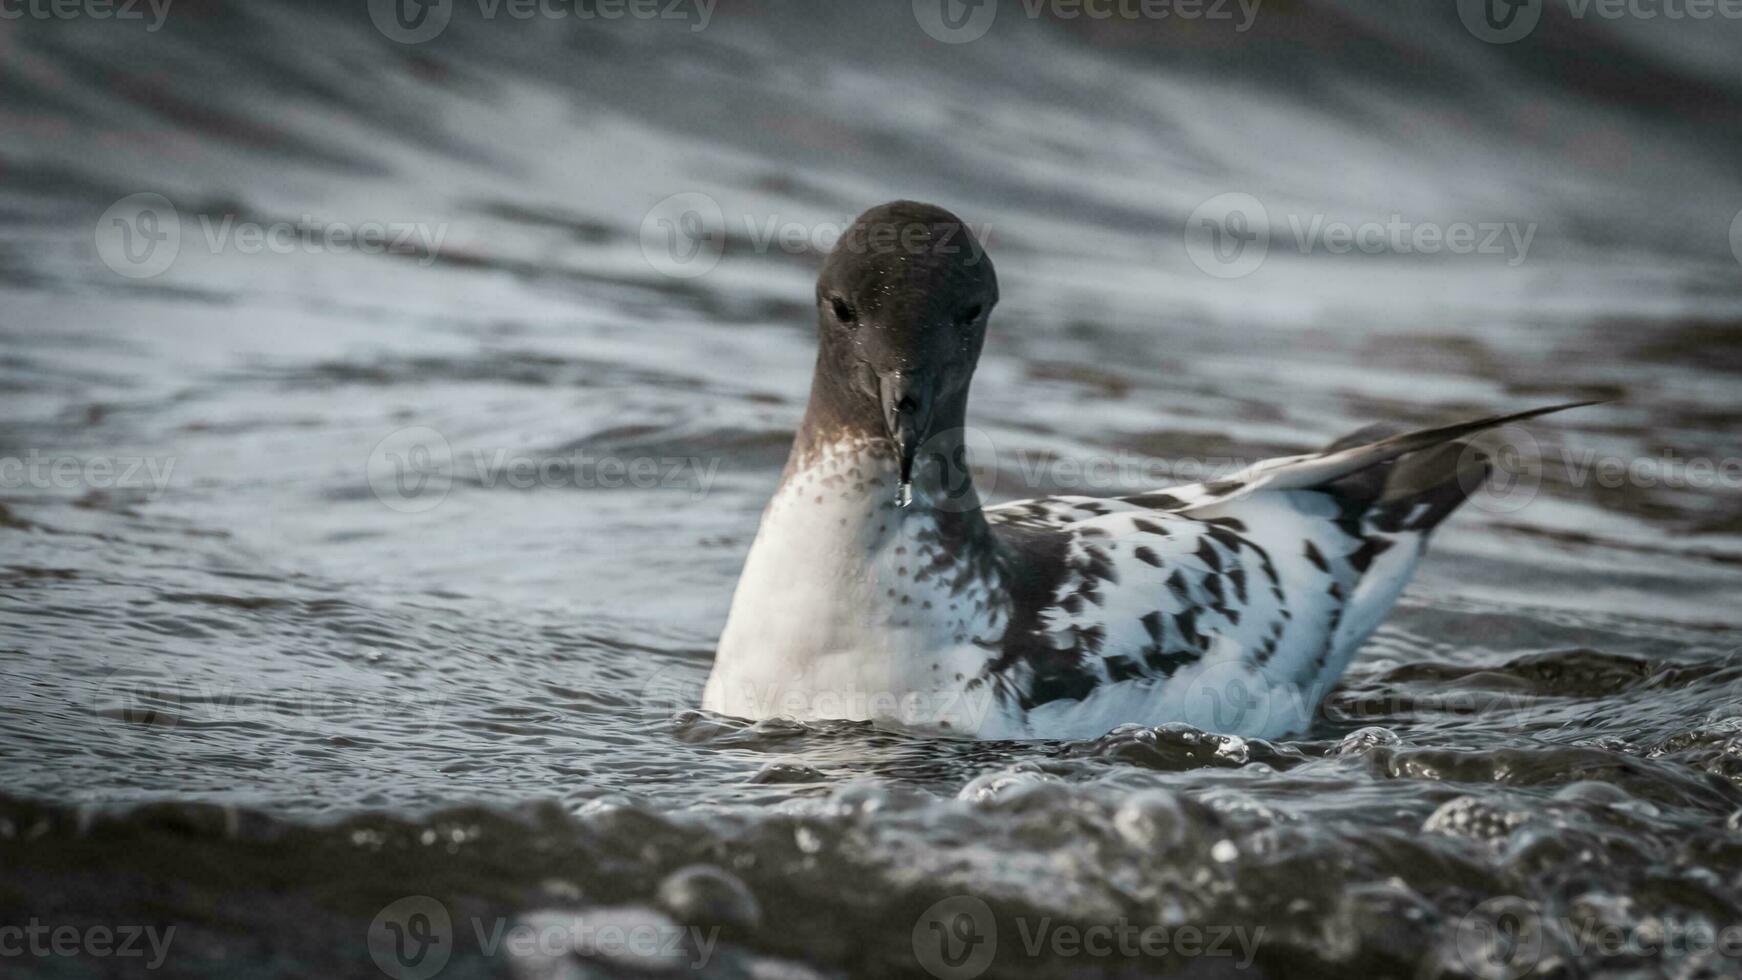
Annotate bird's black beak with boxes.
[879,370,932,505]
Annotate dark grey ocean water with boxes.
[3,1,1741,976]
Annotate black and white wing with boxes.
[975,402,1593,738]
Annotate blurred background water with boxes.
[2,0,1742,976]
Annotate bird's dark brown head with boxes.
[805,201,998,495]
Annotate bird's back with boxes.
[979,478,1426,739]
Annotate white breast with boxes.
[705,441,1008,735]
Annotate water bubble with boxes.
[1111,788,1191,852]
[1335,726,1400,755]
[658,864,761,933]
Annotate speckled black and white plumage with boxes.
[702,201,1591,739]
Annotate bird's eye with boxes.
[830,296,857,326]
[957,303,982,326]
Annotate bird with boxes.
[702,200,1589,740]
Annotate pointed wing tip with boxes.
[1133,401,1608,512]
[1246,400,1606,497]
[1518,398,1606,417]
[1388,399,1603,447]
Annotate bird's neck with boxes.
[786,361,972,486]
[773,401,997,596]
[786,403,980,517]
[778,431,988,526]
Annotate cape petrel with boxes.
[703,201,1589,739]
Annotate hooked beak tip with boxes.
[879,371,928,500]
